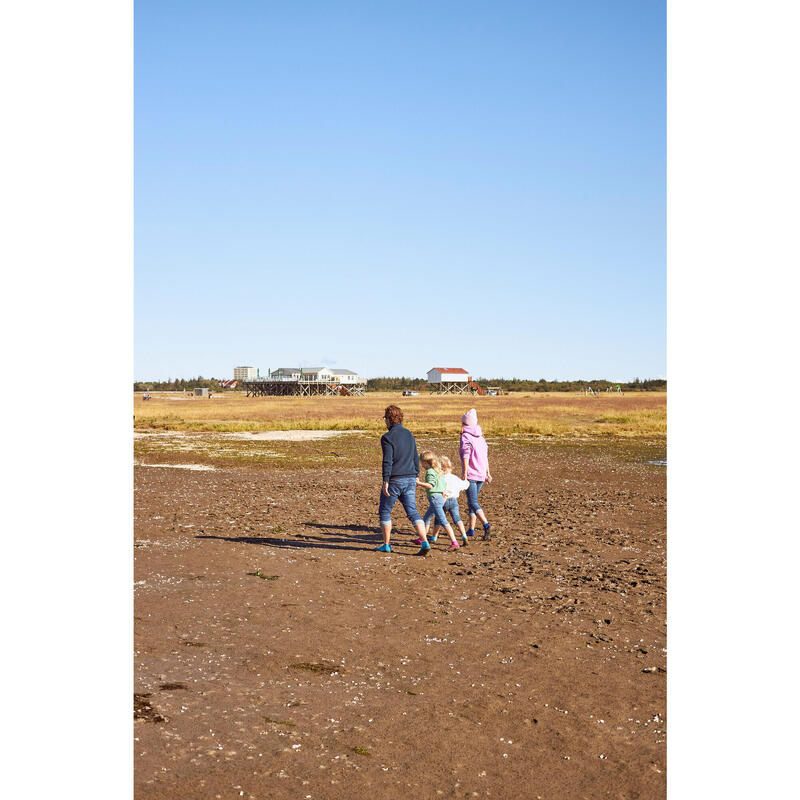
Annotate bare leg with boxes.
[471,509,488,526]
[445,524,458,545]
[469,509,489,532]
[381,523,392,546]
[414,520,429,543]
[457,520,467,537]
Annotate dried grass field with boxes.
[134,390,666,439]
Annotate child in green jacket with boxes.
[416,451,460,550]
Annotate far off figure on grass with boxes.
[460,408,493,539]
[421,454,470,548]
[415,452,463,551]
[376,405,432,556]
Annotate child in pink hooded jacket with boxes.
[459,408,493,539]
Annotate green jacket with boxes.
[424,467,447,497]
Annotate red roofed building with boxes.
[426,367,486,395]
[427,367,469,383]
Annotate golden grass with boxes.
[134,391,665,439]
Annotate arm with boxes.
[460,435,471,480]
[381,436,394,484]
[417,479,433,489]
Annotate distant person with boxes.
[459,408,493,540]
[415,452,461,550]
[377,405,431,556]
[422,455,470,547]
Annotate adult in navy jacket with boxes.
[376,405,431,556]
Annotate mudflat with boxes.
[134,434,665,799]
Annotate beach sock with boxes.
[461,535,468,547]
[482,523,491,540]
[448,541,460,550]
[415,542,431,556]
[413,537,423,545]
[466,528,475,537]
[374,544,392,553]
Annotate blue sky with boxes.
[135,0,665,382]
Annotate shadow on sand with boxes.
[196,533,368,552]
[197,521,420,553]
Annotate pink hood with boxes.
[459,425,489,481]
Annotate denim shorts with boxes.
[426,497,462,527]
[466,480,484,514]
[423,493,449,528]
[378,476,422,526]
[443,497,462,525]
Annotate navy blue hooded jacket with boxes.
[380,423,420,482]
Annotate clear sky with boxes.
[135,0,665,382]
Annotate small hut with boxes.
[426,367,485,395]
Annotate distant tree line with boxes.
[366,377,666,393]
[133,376,226,392]
[135,376,666,393]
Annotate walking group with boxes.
[377,405,493,556]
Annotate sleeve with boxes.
[459,435,472,460]
[413,444,420,474]
[459,478,470,491]
[381,436,393,482]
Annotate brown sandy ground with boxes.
[134,436,665,799]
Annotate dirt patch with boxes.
[223,430,367,441]
[134,437,665,798]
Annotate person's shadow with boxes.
[196,521,420,553]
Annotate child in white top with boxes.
[424,456,470,547]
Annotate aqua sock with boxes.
[483,522,491,531]
[467,528,475,536]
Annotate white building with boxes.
[234,366,258,382]
[299,367,335,382]
[267,366,364,383]
[270,367,302,380]
[331,369,363,384]
[426,367,470,384]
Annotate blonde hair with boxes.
[420,450,442,474]
[439,455,453,471]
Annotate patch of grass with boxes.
[134,693,166,723]
[290,662,343,674]
[247,570,279,580]
[352,746,371,756]
[264,716,296,727]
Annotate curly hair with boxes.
[420,451,442,473]
[384,405,404,425]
